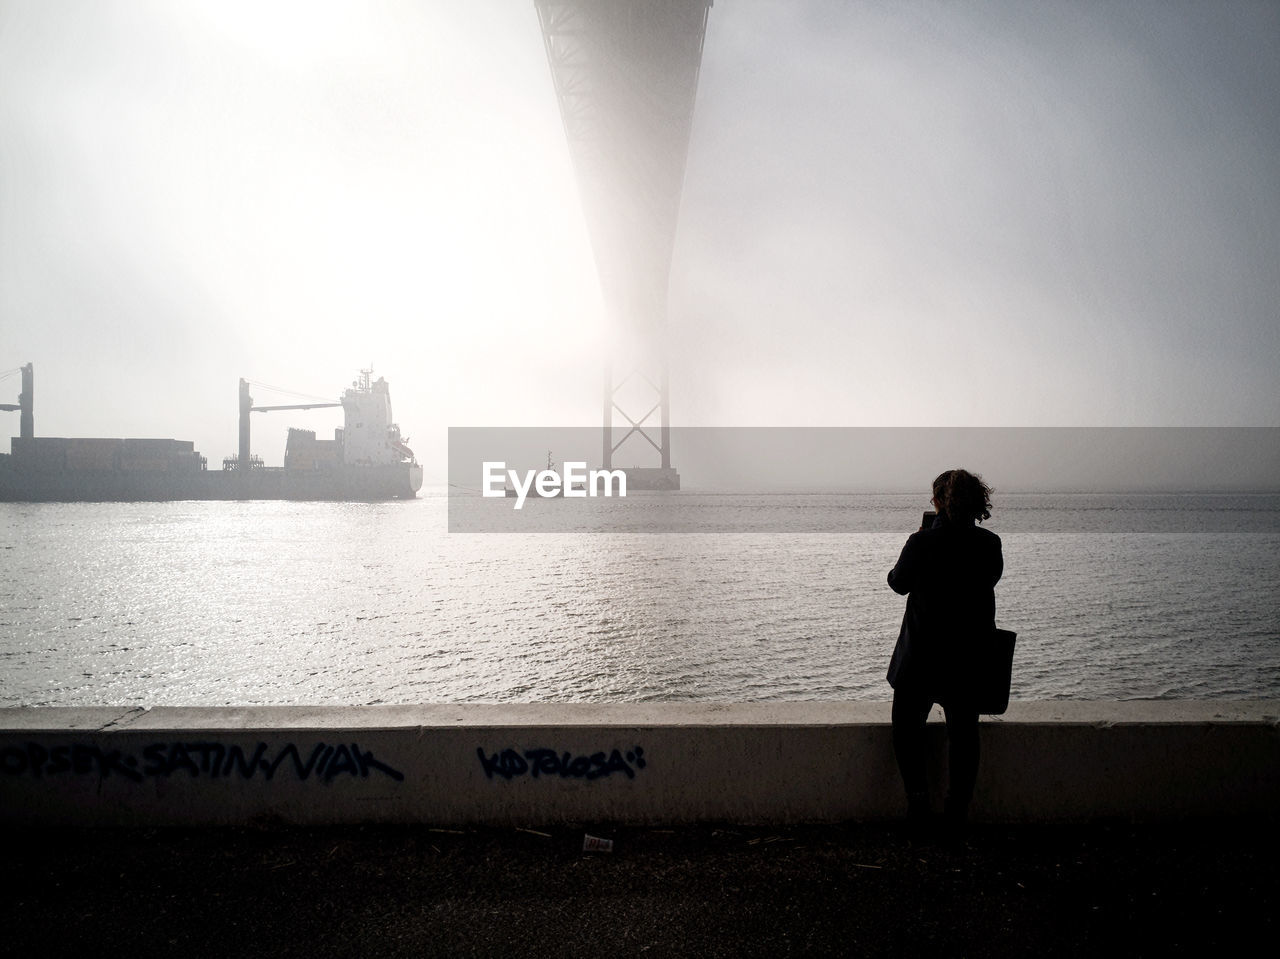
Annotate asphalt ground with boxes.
[5,819,1276,958]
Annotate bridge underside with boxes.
[535,0,712,475]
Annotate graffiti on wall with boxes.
[477,745,646,781]
[3,739,647,786]
[0,741,404,784]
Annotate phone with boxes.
[920,510,937,530]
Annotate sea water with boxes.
[1,490,1276,706]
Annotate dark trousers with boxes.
[891,687,980,812]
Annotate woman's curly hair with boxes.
[932,468,993,523]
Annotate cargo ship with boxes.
[0,365,423,501]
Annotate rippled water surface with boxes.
[1,491,1277,705]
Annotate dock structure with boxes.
[535,0,714,490]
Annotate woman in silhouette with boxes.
[887,468,1002,830]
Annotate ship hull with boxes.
[0,461,423,502]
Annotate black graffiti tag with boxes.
[0,741,405,784]
[476,746,646,781]
[0,742,144,782]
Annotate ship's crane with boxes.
[0,364,34,439]
[236,378,340,471]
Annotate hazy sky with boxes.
[3,0,1278,473]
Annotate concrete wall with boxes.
[1,702,1276,826]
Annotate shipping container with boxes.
[122,438,179,456]
[119,458,169,472]
[12,437,69,470]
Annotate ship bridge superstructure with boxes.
[340,369,415,467]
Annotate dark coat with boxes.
[886,517,1003,701]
